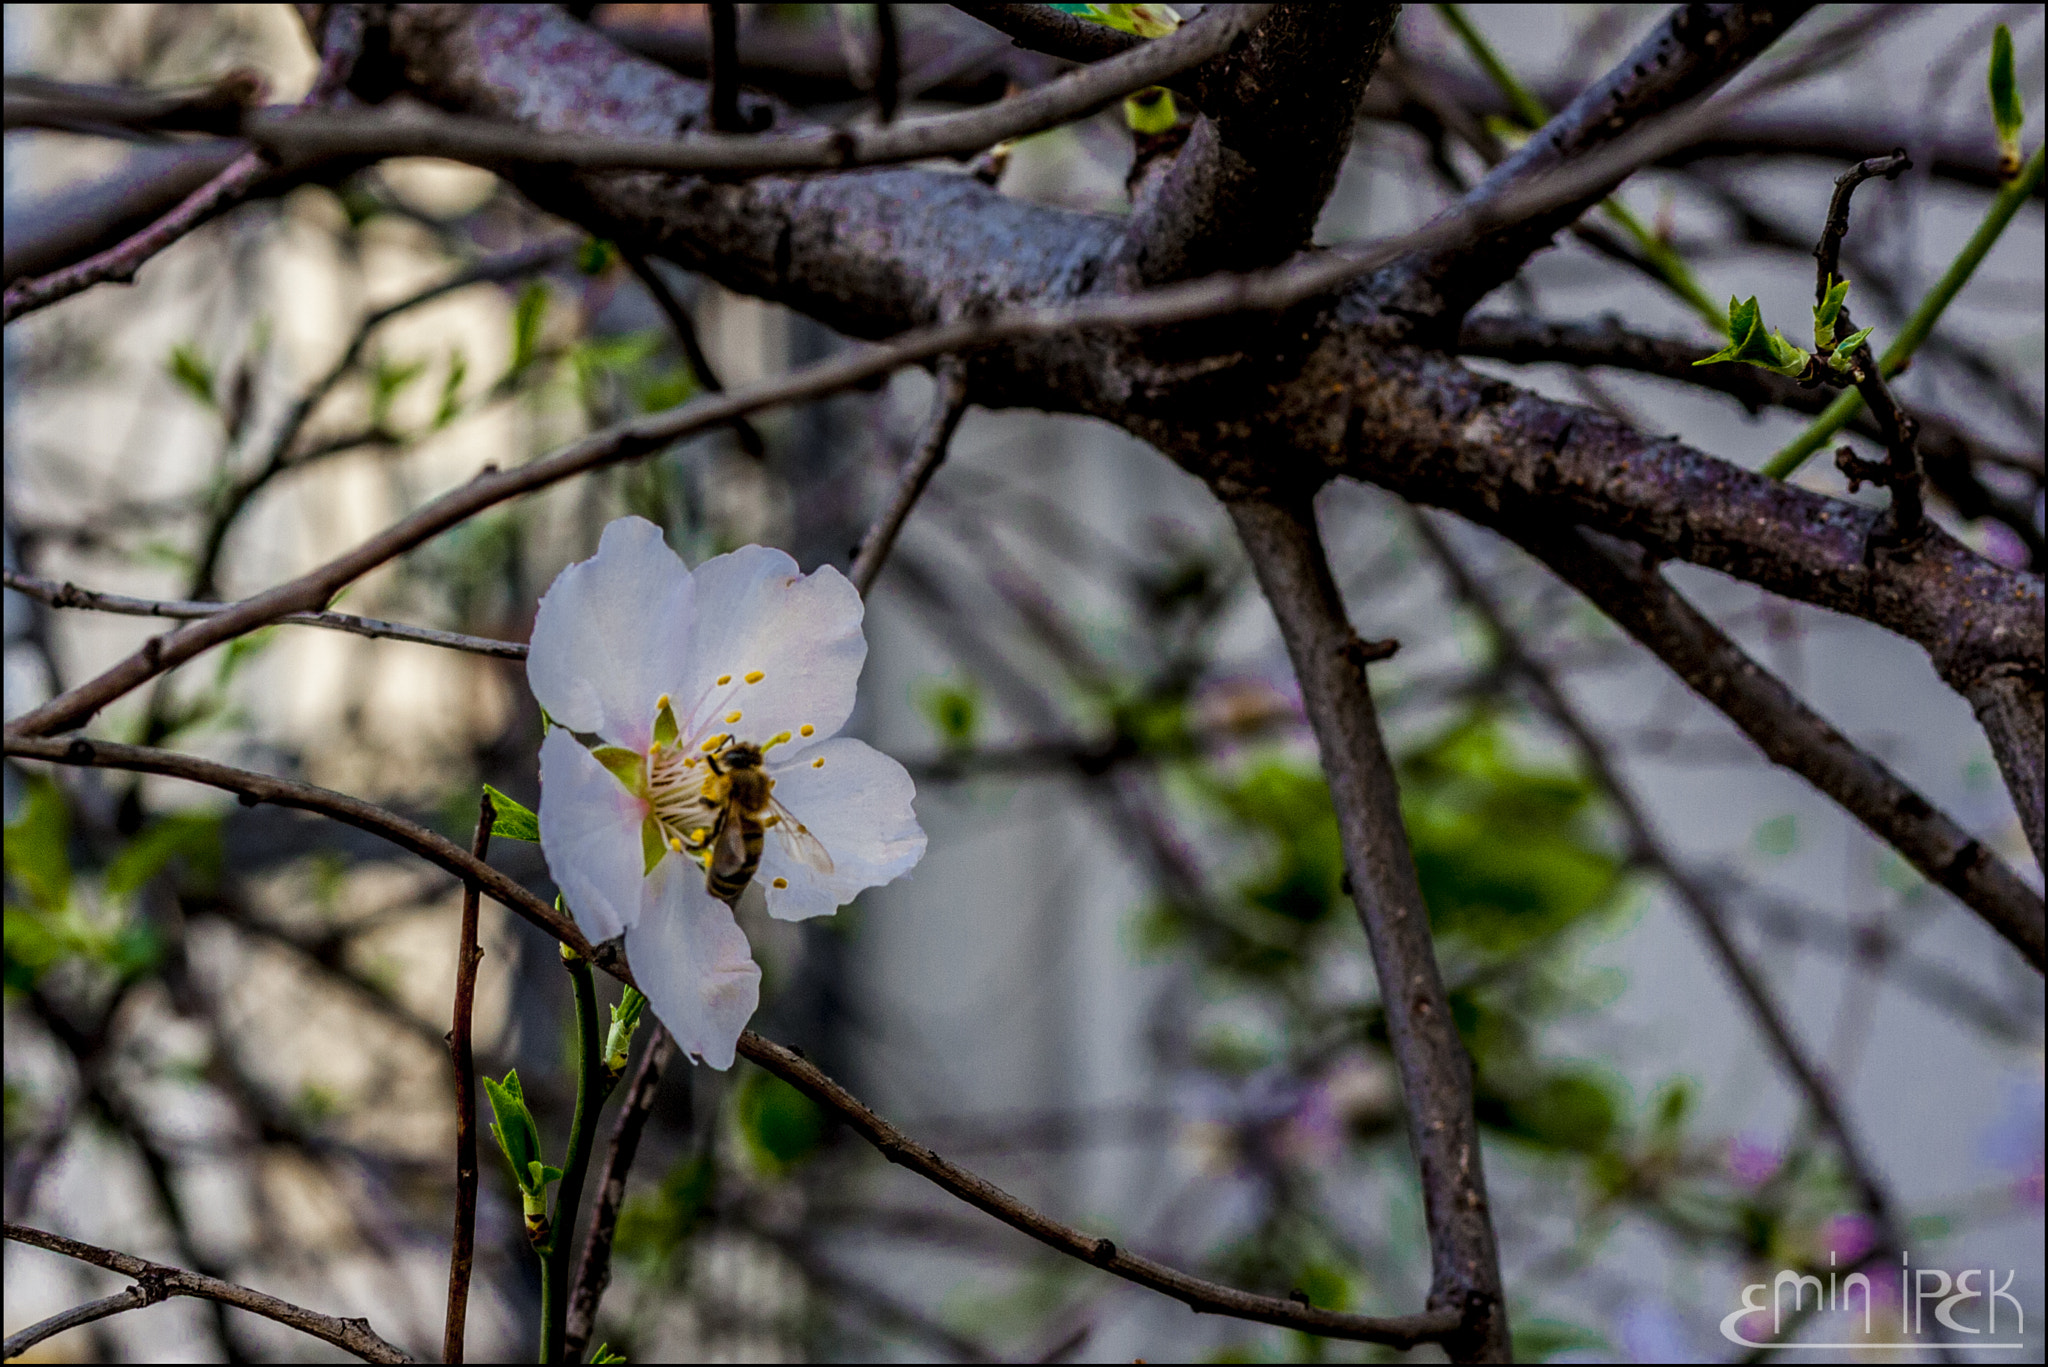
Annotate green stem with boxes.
[541,950,607,1364]
[1762,143,2046,480]
[1436,3,1722,332]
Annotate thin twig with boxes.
[0,8,364,324]
[850,359,970,596]
[1413,511,1903,1250]
[3,735,1466,1350]
[442,793,493,1366]
[4,569,529,661]
[541,951,608,1363]
[619,249,764,457]
[1,6,1267,184]
[1225,494,1506,1362]
[709,3,743,132]
[2,1283,157,1360]
[875,4,902,124]
[564,1026,675,1361]
[3,1223,415,1363]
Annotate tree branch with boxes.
[619,249,764,457]
[0,8,364,324]
[2,734,1466,1350]
[3,569,530,661]
[563,1025,674,1361]
[1516,524,2044,966]
[442,794,493,1366]
[1370,2,1813,338]
[850,358,971,596]
[3,1222,415,1363]
[2,1284,157,1361]
[1226,493,1507,1362]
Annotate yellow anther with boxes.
[691,828,709,843]
[701,733,728,752]
[744,670,765,684]
[799,723,815,737]
[657,693,671,709]
[725,710,742,724]
[717,674,732,686]
[772,878,788,889]
[764,730,792,749]
[812,757,825,769]
[667,835,683,852]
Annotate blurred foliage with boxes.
[735,1065,828,1174]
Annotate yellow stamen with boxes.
[657,693,671,709]
[717,674,732,686]
[772,878,788,889]
[764,730,792,749]
[691,828,708,843]
[701,733,728,752]
[725,710,742,724]
[667,835,683,852]
[799,723,815,737]
[744,670,765,684]
[812,757,825,768]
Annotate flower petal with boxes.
[759,738,925,921]
[528,516,695,749]
[538,728,648,944]
[670,546,864,750]
[625,859,761,1069]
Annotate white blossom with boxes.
[527,517,925,1068]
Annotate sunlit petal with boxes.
[538,727,649,944]
[759,738,925,922]
[625,860,762,1070]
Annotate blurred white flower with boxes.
[528,516,925,1068]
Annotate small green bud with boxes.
[1990,25,2023,179]
[1123,87,1178,135]
[1694,295,1811,378]
[483,784,540,842]
[604,987,649,1078]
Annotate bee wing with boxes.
[768,798,835,875]
[709,806,753,880]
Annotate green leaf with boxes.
[1826,324,1875,369]
[1054,4,1180,38]
[591,745,651,802]
[1123,86,1178,134]
[104,812,223,903]
[1990,25,2022,173]
[508,280,550,379]
[1813,274,1851,348]
[483,1070,544,1191]
[737,1067,828,1172]
[482,785,540,842]
[642,815,670,876]
[3,775,72,914]
[433,349,468,430]
[589,1344,627,1364]
[167,342,216,408]
[1694,295,1809,377]
[370,353,427,429]
[916,677,981,750]
[652,698,680,750]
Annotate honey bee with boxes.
[671,739,833,903]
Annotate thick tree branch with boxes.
[3,1222,415,1363]
[1227,494,1508,1362]
[1369,2,1813,338]
[1117,3,1397,284]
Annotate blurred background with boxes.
[4,4,2042,1361]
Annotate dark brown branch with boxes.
[1117,3,1396,284]
[0,9,363,324]
[4,1223,415,1363]
[874,4,902,125]
[850,359,971,596]
[563,1026,675,1361]
[3,734,592,960]
[732,1033,1462,1349]
[1517,525,2044,968]
[708,3,743,132]
[3,569,530,661]
[1413,512,1903,1247]
[4,7,1266,184]
[1810,153,1926,541]
[442,794,493,1366]
[3,735,1464,1349]
[619,249,764,458]
[1225,494,1507,1363]
[2,1284,157,1360]
[1372,2,1814,338]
